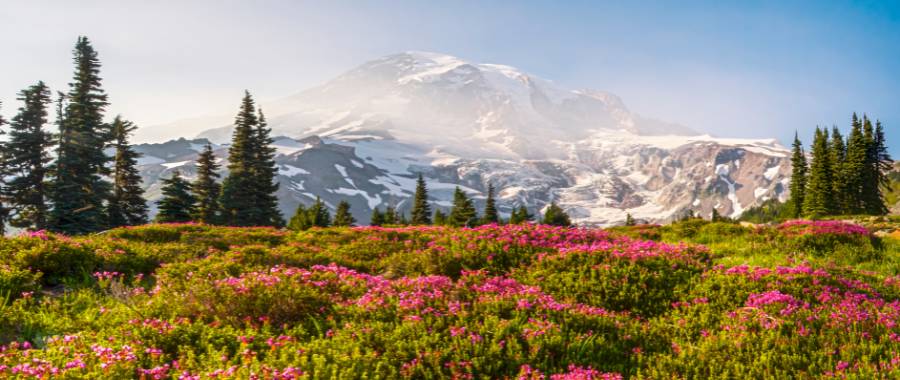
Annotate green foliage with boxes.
[332,200,356,227]
[738,198,790,223]
[155,170,196,223]
[541,202,571,226]
[0,220,897,378]
[481,183,499,225]
[219,92,283,227]
[449,187,477,227]
[509,205,534,224]
[191,142,222,224]
[789,114,892,219]
[788,131,807,218]
[433,209,447,226]
[107,116,148,228]
[803,127,835,217]
[370,207,385,226]
[48,36,113,235]
[3,81,53,231]
[410,173,431,225]
[288,197,331,231]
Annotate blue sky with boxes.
[0,0,897,155]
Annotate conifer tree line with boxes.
[787,113,893,218]
[0,37,149,235]
[156,91,284,228]
[287,174,572,231]
[0,36,286,234]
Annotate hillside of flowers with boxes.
[0,219,899,378]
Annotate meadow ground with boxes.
[1,219,899,379]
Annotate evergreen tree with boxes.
[829,126,848,214]
[541,202,571,226]
[710,208,722,222]
[481,183,499,225]
[155,170,195,223]
[191,143,222,224]
[787,131,807,218]
[383,205,398,225]
[398,212,409,226]
[49,36,113,234]
[288,204,312,231]
[308,197,331,228]
[333,200,356,227]
[624,213,635,226]
[107,116,147,228]
[509,205,534,224]
[4,82,54,230]
[370,207,385,226]
[874,120,894,193]
[803,127,834,218]
[220,92,283,226]
[250,109,283,226]
[410,173,431,225]
[449,187,476,227]
[861,116,886,214]
[843,114,868,213]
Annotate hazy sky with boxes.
[1,0,898,154]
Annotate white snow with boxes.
[715,164,730,176]
[279,165,309,177]
[754,187,768,198]
[332,188,382,209]
[764,165,780,181]
[162,160,191,169]
[334,164,348,178]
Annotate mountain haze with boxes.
[136,52,791,225]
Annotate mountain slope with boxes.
[137,52,790,225]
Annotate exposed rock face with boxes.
[137,52,791,225]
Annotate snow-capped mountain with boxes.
[136,52,791,225]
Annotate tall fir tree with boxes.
[861,116,886,214]
[250,109,283,226]
[308,197,331,228]
[481,183,499,225]
[625,213,636,226]
[410,173,431,225]
[333,200,356,227]
[541,202,572,226]
[787,131,807,218]
[49,36,113,234]
[449,186,477,227]
[829,126,848,214]
[106,116,148,228]
[155,170,195,223]
[383,205,398,225]
[4,82,53,230]
[803,127,835,218]
[370,207,385,226]
[191,143,222,224]
[874,120,894,193]
[843,114,868,214]
[220,92,283,226]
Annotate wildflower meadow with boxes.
[0,219,899,379]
